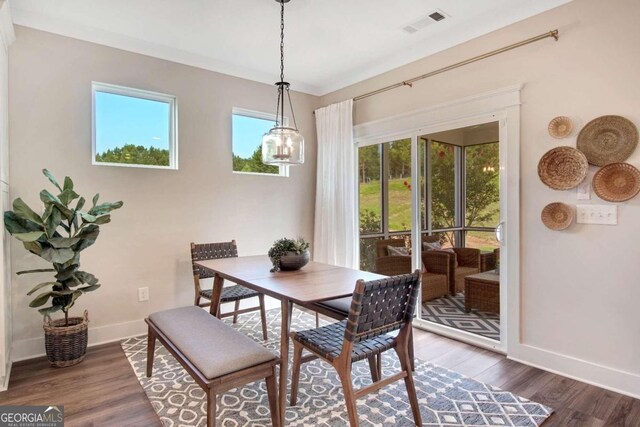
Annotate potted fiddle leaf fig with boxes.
[4,169,123,367]
[268,237,310,272]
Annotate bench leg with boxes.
[146,326,156,377]
[207,389,217,427]
[266,365,280,427]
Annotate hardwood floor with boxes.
[1,328,638,426]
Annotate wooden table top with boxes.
[465,270,500,284]
[195,255,386,304]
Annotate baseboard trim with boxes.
[0,360,11,391]
[12,318,147,362]
[509,343,640,399]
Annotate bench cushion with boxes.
[149,306,275,380]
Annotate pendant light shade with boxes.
[262,0,304,166]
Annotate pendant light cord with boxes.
[273,0,299,130]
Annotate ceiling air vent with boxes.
[403,9,450,34]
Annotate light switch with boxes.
[576,204,617,225]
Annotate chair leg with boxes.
[290,341,304,406]
[216,304,222,320]
[146,326,156,377]
[409,328,415,371]
[367,354,380,383]
[376,354,382,380]
[207,390,217,427]
[232,300,240,323]
[194,294,201,306]
[266,366,281,427]
[395,346,422,426]
[337,364,360,427]
[259,294,268,341]
[315,311,320,328]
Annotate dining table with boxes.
[194,255,385,424]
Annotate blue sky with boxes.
[232,114,275,158]
[95,91,170,154]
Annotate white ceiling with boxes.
[10,0,571,95]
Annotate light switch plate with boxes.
[576,204,617,225]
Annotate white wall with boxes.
[0,0,14,391]
[8,26,320,360]
[322,0,640,397]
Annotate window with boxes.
[92,82,177,169]
[232,108,288,176]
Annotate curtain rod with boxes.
[351,29,559,103]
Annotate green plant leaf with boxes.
[44,206,62,237]
[4,211,42,235]
[63,176,73,191]
[73,225,99,251]
[58,188,80,205]
[79,212,97,223]
[50,289,76,296]
[14,231,45,242]
[17,268,55,275]
[29,291,52,307]
[27,282,58,295]
[22,241,43,256]
[48,236,80,248]
[40,247,75,264]
[12,198,43,224]
[78,284,100,292]
[55,264,79,282]
[42,169,62,192]
[38,305,61,316]
[74,271,98,285]
[40,190,74,219]
[89,201,123,216]
[93,214,111,225]
[63,290,82,311]
[92,193,99,207]
[75,197,86,212]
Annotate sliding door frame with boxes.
[354,85,521,355]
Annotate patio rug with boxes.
[422,293,500,341]
[122,309,551,426]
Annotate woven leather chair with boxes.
[422,235,480,296]
[375,239,450,301]
[290,272,423,427]
[190,241,268,340]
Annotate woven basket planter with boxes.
[43,310,89,368]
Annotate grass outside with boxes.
[359,178,499,251]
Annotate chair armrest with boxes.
[375,256,412,276]
[453,248,481,268]
[421,251,451,276]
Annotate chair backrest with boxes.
[190,241,238,280]
[375,238,406,258]
[375,256,412,276]
[344,271,421,344]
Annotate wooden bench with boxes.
[145,306,280,427]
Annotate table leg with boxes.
[279,298,292,425]
[209,275,225,317]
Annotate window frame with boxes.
[231,107,289,177]
[91,82,178,170]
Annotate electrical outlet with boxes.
[138,287,149,302]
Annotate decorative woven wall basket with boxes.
[577,115,638,166]
[592,162,640,202]
[538,146,589,190]
[548,116,573,138]
[541,202,574,230]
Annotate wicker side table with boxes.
[464,271,500,314]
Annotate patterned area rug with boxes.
[122,309,550,426]
[422,294,500,340]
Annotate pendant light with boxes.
[262,0,304,165]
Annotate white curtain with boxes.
[313,99,358,268]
